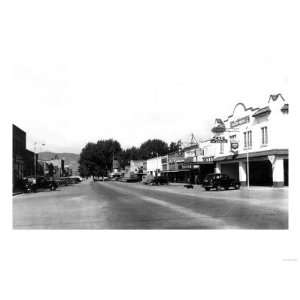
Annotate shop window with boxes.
[261,127,268,145]
[243,130,252,149]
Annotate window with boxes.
[243,130,252,149]
[261,127,268,145]
[220,142,224,154]
[230,135,236,141]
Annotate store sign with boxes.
[230,116,250,128]
[210,136,228,143]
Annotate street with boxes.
[13,180,288,229]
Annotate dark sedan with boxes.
[202,173,240,191]
[22,177,58,193]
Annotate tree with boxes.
[118,146,141,168]
[168,141,180,153]
[139,139,169,159]
[79,139,122,177]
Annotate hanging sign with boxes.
[230,141,239,153]
[211,118,226,133]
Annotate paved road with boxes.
[13,180,288,229]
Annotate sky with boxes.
[3,0,289,153]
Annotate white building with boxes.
[211,94,288,187]
[129,160,144,173]
[146,156,163,176]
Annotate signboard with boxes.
[230,141,239,153]
[203,156,214,162]
[230,116,250,128]
[210,136,228,143]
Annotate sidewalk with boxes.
[13,189,23,196]
[168,182,289,192]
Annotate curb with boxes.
[13,191,23,196]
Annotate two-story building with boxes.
[146,156,163,176]
[182,143,215,184]
[40,158,65,179]
[13,124,38,190]
[211,94,288,187]
[160,152,187,182]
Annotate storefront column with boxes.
[273,157,284,187]
[215,162,221,174]
[239,161,247,186]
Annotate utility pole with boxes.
[246,126,250,190]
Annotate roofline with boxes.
[223,102,260,122]
[13,124,26,135]
[268,93,286,103]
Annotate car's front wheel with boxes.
[205,187,210,191]
[234,184,240,190]
[216,185,222,191]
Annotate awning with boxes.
[161,169,191,173]
[214,149,288,161]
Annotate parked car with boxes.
[69,176,83,182]
[142,174,154,185]
[22,176,58,192]
[125,174,139,182]
[65,176,82,184]
[151,176,169,185]
[202,173,240,191]
[142,175,168,185]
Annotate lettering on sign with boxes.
[203,156,214,162]
[230,116,250,128]
[210,136,228,143]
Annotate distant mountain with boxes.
[38,152,80,174]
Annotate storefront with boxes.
[215,150,288,187]
[211,94,289,187]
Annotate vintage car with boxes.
[142,174,168,185]
[202,173,240,191]
[22,176,58,193]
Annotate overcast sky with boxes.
[4,0,288,153]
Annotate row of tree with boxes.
[78,139,181,178]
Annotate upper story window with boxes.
[230,135,236,141]
[261,126,268,145]
[243,130,252,149]
[220,142,224,154]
